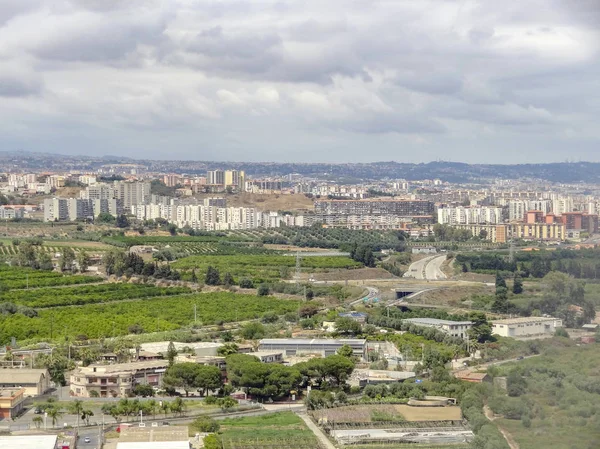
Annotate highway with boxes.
[404,255,447,280]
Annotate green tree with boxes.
[69,399,84,429]
[169,397,186,416]
[77,250,91,273]
[223,272,234,287]
[163,363,222,397]
[240,322,266,340]
[97,212,115,223]
[205,266,221,285]
[191,415,220,433]
[133,383,154,397]
[190,269,198,283]
[116,214,130,228]
[337,344,354,359]
[166,341,178,367]
[217,343,239,356]
[512,274,523,294]
[46,406,63,428]
[257,284,270,296]
[59,247,76,272]
[468,311,493,343]
[495,272,507,289]
[335,316,362,334]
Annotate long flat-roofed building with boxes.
[0,368,50,396]
[492,317,562,338]
[403,318,473,339]
[259,338,367,360]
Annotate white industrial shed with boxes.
[116,442,189,449]
[0,435,57,449]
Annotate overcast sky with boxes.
[0,0,598,163]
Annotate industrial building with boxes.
[402,318,473,339]
[0,435,58,449]
[259,338,367,359]
[491,317,563,338]
[0,368,50,396]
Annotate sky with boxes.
[0,0,599,163]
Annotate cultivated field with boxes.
[319,404,462,423]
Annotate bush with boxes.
[239,278,254,289]
[203,434,221,449]
[257,284,270,296]
[191,415,220,433]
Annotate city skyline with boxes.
[0,1,598,163]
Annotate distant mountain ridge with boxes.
[1,151,599,184]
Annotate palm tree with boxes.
[32,416,43,429]
[46,406,63,428]
[82,409,94,426]
[146,399,158,418]
[69,399,84,429]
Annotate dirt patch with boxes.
[193,192,314,212]
[454,272,495,283]
[321,404,462,423]
[411,284,494,307]
[264,244,339,252]
[308,268,397,281]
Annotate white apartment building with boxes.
[43,198,69,221]
[437,206,503,225]
[508,200,552,221]
[0,206,24,220]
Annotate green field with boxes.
[172,254,361,282]
[0,291,301,344]
[0,283,191,308]
[0,266,102,289]
[492,343,600,449]
[217,412,321,449]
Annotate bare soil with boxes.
[194,192,315,212]
[308,268,397,281]
[413,284,494,307]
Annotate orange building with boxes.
[0,388,25,419]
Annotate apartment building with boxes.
[315,199,435,228]
[0,206,24,219]
[508,200,551,221]
[113,181,151,208]
[70,360,170,398]
[245,180,283,193]
[437,206,503,225]
[43,198,69,221]
[207,169,225,186]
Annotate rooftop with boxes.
[0,368,47,384]
[403,318,473,326]
[116,443,189,449]
[260,338,367,345]
[139,341,222,354]
[492,317,559,325]
[78,360,169,374]
[0,435,57,449]
[0,387,24,398]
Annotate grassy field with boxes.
[217,412,321,449]
[0,291,301,344]
[172,254,362,283]
[493,343,600,449]
[0,266,102,289]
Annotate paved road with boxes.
[404,255,447,280]
[349,286,379,306]
[425,255,447,280]
[403,256,435,280]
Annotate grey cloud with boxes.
[0,72,42,97]
[331,113,446,135]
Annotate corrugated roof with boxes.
[260,338,366,345]
[116,442,189,449]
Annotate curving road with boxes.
[404,255,447,280]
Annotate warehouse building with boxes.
[491,317,562,338]
[0,368,50,396]
[403,318,473,339]
[259,338,367,360]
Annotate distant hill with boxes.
[1,151,600,184]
